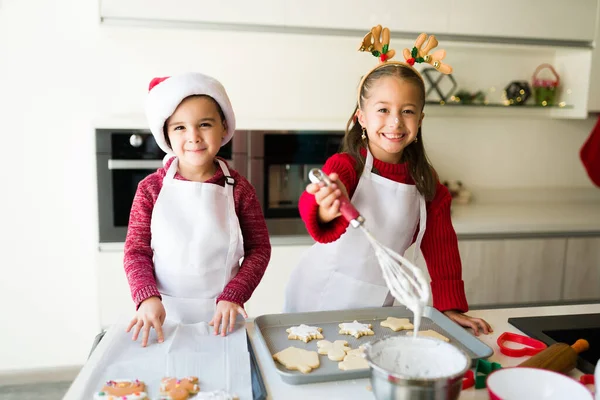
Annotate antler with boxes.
[403,33,452,74]
[358,25,396,62]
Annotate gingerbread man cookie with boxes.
[286,324,324,343]
[94,379,147,400]
[159,377,200,400]
[407,329,450,342]
[380,317,414,332]
[339,347,369,371]
[317,340,352,361]
[338,321,374,339]
[273,346,320,374]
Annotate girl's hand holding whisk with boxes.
[306,173,349,224]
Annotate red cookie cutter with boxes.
[580,374,595,385]
[497,332,547,357]
[462,369,475,390]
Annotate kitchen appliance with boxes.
[247,130,344,220]
[96,129,247,243]
[486,367,593,400]
[364,335,470,400]
[509,313,600,374]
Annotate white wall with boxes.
[0,0,597,374]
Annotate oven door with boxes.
[97,155,163,243]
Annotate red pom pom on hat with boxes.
[148,77,170,92]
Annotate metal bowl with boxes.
[363,335,470,400]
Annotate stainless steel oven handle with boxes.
[107,160,164,170]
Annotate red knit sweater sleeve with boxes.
[298,153,360,243]
[217,173,271,307]
[420,182,469,313]
[123,171,163,309]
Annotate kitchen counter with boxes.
[266,199,600,246]
[247,303,600,400]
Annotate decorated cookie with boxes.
[338,321,374,339]
[317,340,352,361]
[407,329,450,342]
[273,346,320,374]
[339,347,369,371]
[159,377,200,400]
[94,379,147,399]
[380,317,414,332]
[286,324,324,343]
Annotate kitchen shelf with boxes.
[425,101,573,109]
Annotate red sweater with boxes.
[299,152,468,313]
[124,158,271,309]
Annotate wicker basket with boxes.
[532,64,560,106]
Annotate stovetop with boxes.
[508,312,600,374]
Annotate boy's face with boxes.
[166,95,226,173]
[357,76,424,164]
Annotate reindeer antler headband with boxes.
[357,25,453,108]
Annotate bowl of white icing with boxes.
[363,335,470,400]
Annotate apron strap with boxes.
[216,158,240,287]
[412,195,427,263]
[363,147,374,177]
[164,157,179,181]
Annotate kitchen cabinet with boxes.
[245,244,310,317]
[97,250,132,329]
[447,0,597,42]
[284,0,450,35]
[458,238,566,306]
[587,2,600,112]
[100,0,285,26]
[562,237,600,301]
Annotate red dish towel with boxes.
[581,115,600,187]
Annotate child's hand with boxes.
[126,296,166,347]
[443,310,492,336]
[209,300,248,336]
[306,173,349,224]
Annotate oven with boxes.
[96,129,247,243]
[245,130,344,220]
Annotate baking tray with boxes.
[253,305,493,385]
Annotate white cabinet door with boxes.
[562,237,600,301]
[447,0,597,41]
[97,250,134,329]
[459,238,566,306]
[284,0,386,31]
[588,3,600,111]
[245,245,311,317]
[284,0,449,34]
[101,0,285,26]
[385,0,451,35]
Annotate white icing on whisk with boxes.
[360,226,430,337]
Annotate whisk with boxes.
[308,168,430,330]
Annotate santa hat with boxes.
[145,72,236,157]
[580,115,600,187]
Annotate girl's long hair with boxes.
[343,64,438,201]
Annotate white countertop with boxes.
[246,303,600,400]
[450,201,600,238]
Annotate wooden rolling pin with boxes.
[517,339,589,374]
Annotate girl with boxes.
[284,27,491,335]
[124,72,271,346]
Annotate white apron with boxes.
[151,158,244,323]
[283,148,426,312]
